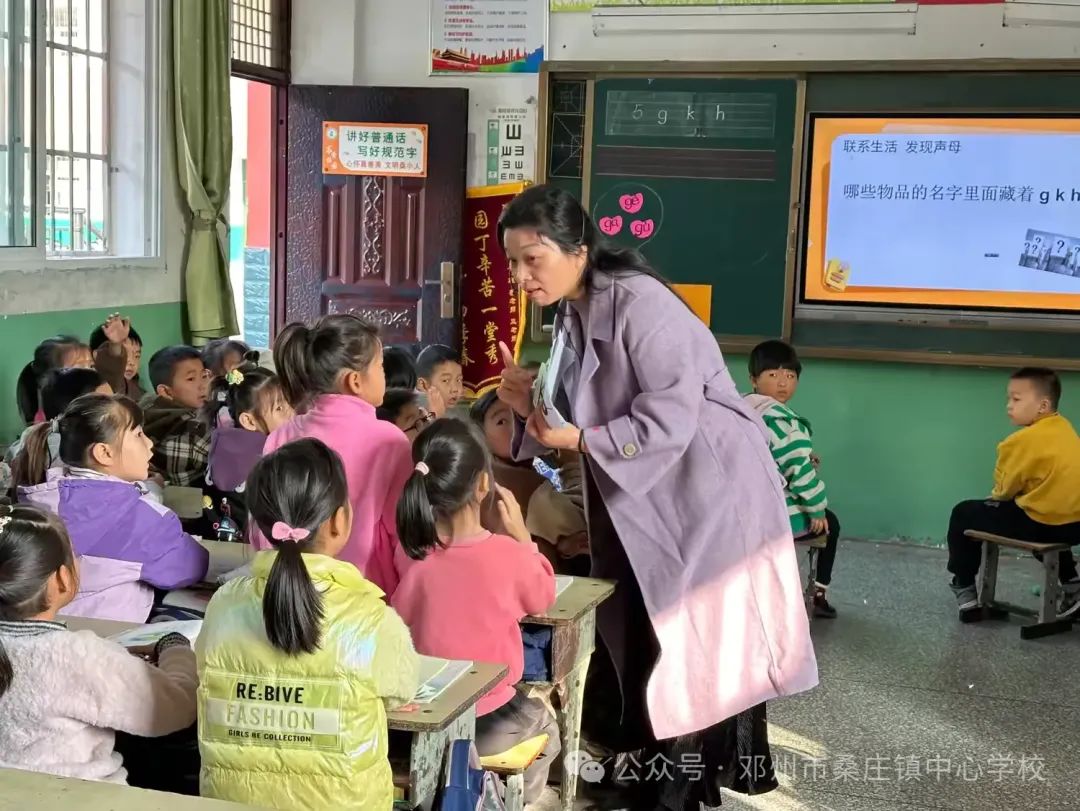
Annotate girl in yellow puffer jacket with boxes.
[196,438,419,810]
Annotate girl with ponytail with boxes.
[18,394,208,621]
[258,314,413,597]
[391,418,560,806]
[196,438,419,810]
[0,504,197,786]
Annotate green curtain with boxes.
[173,0,237,343]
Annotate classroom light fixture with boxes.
[1003,0,1080,28]
[591,4,918,36]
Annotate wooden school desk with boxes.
[524,576,616,811]
[62,617,506,811]
[0,767,258,810]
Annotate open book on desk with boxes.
[414,656,473,704]
[109,620,203,648]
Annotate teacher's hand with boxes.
[526,408,581,452]
[496,341,536,419]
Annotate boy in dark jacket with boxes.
[90,313,146,401]
[142,346,211,487]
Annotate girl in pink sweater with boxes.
[256,315,412,596]
[0,504,197,787]
[391,418,559,805]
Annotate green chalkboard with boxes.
[589,77,798,339]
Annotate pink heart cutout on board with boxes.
[599,216,624,236]
[619,193,644,214]
[630,219,655,239]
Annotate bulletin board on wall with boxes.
[535,61,1080,369]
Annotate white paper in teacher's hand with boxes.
[533,333,571,431]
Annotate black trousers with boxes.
[113,723,200,796]
[816,509,840,587]
[946,499,1080,587]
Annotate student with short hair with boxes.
[745,340,841,618]
[416,344,463,416]
[90,313,145,401]
[197,438,418,809]
[142,346,211,486]
[946,367,1080,617]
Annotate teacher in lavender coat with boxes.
[496,185,818,810]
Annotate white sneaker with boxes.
[1059,581,1080,620]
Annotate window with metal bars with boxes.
[44,0,108,256]
[231,0,289,85]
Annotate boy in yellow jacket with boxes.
[947,368,1080,618]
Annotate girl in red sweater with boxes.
[392,418,559,806]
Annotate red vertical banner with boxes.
[461,182,529,397]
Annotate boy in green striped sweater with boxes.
[746,340,841,618]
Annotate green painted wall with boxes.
[0,302,185,443]
[521,341,1079,545]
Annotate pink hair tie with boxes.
[271,521,310,543]
[414,461,430,476]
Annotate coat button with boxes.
[622,442,638,458]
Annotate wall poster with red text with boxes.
[462,183,529,397]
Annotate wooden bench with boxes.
[479,734,550,811]
[794,535,827,618]
[961,530,1074,640]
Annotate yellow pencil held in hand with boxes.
[824,259,851,292]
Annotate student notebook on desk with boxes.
[415,656,472,704]
[555,575,573,598]
[109,620,203,647]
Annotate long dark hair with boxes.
[0,504,76,698]
[497,184,674,297]
[202,363,284,430]
[397,418,491,560]
[274,315,381,408]
[245,438,349,655]
[13,394,143,488]
[16,336,89,424]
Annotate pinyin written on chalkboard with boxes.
[605,91,777,139]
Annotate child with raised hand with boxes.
[16,335,94,424]
[203,363,294,495]
[90,313,145,401]
[0,504,197,785]
[17,394,208,621]
[262,315,412,595]
[196,438,419,810]
[392,418,560,806]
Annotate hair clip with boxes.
[414,461,430,476]
[271,521,310,543]
[0,515,12,534]
[225,369,245,386]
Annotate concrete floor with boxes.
[717,539,1080,811]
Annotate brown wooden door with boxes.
[281,86,468,346]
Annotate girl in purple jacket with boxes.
[17,394,208,622]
